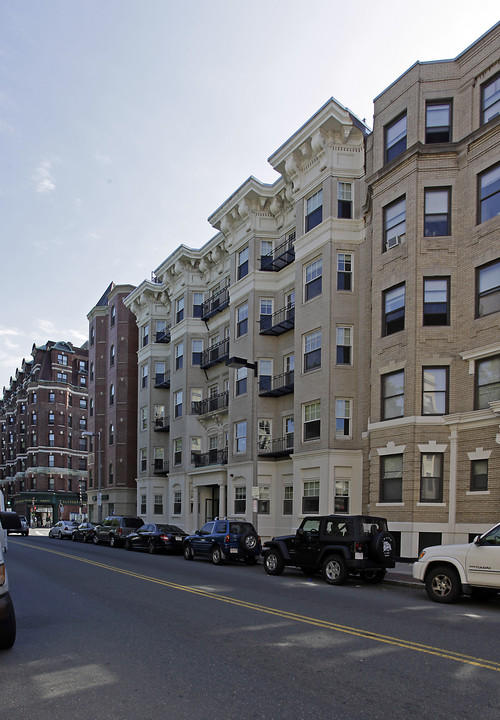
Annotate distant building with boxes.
[0,340,89,525]
[86,282,138,521]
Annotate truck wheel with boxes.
[425,565,461,603]
[361,569,386,584]
[263,550,284,576]
[0,595,16,650]
[212,546,225,565]
[322,555,347,585]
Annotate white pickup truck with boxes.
[413,522,500,603]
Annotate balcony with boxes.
[259,305,295,336]
[258,434,294,458]
[154,417,170,432]
[200,338,229,370]
[154,371,170,388]
[193,448,228,468]
[192,391,229,416]
[153,459,169,476]
[260,237,295,272]
[201,285,230,321]
[258,370,294,397]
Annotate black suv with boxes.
[183,517,261,565]
[262,515,396,585]
[93,516,144,547]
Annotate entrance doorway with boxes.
[204,486,220,522]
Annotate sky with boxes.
[1,0,499,391]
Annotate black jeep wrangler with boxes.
[262,515,396,585]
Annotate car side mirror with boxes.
[473,535,482,545]
[296,528,305,537]
[195,530,201,536]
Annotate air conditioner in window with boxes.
[386,234,405,250]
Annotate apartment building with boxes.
[365,22,500,556]
[87,283,138,521]
[0,340,89,525]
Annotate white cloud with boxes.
[32,159,56,194]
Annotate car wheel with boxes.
[322,555,347,586]
[183,544,194,561]
[361,569,386,584]
[211,546,225,565]
[0,594,16,650]
[240,530,258,551]
[370,531,396,564]
[58,531,63,540]
[263,550,285,576]
[425,565,461,603]
[148,540,156,555]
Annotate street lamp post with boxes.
[226,356,259,533]
[82,430,102,524]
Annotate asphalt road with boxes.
[2,535,500,720]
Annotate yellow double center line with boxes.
[18,542,500,673]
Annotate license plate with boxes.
[355,552,364,560]
[230,548,238,554]
[175,536,182,541]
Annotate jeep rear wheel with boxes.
[322,555,347,585]
[370,532,396,564]
[361,569,386,584]
[263,550,284,576]
[211,546,225,565]
[425,565,461,603]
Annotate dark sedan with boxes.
[125,523,187,554]
[71,522,96,543]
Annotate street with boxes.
[1,534,499,719]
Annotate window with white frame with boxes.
[173,489,182,514]
[385,113,407,163]
[259,359,272,393]
[236,367,247,396]
[475,355,500,409]
[284,416,294,449]
[382,370,404,420]
[141,363,148,389]
[470,459,488,491]
[384,197,406,250]
[192,339,203,366]
[155,361,166,386]
[237,302,248,337]
[425,101,452,143]
[141,494,147,514]
[422,367,448,415]
[478,164,500,224]
[176,296,185,323]
[109,344,115,366]
[477,259,500,317]
[336,327,352,365]
[304,258,322,301]
[142,324,149,347]
[334,479,350,513]
[193,292,204,318]
[258,419,271,450]
[154,494,163,514]
[305,189,323,232]
[191,437,201,464]
[380,455,403,502]
[258,486,270,514]
[283,485,293,515]
[237,247,249,280]
[383,284,405,336]
[154,404,165,428]
[234,487,246,514]
[302,481,320,513]
[423,277,450,326]
[154,447,164,472]
[335,399,351,438]
[482,73,500,124]
[235,421,247,453]
[156,319,167,341]
[191,388,202,414]
[173,438,182,465]
[174,390,183,418]
[337,252,352,291]
[424,188,451,236]
[338,182,352,219]
[420,453,443,502]
[140,406,148,430]
[175,342,184,370]
[303,401,321,441]
[304,330,321,372]
[259,298,273,331]
[109,384,115,405]
[110,305,116,326]
[140,448,147,472]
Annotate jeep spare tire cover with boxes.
[240,529,258,550]
[371,531,396,563]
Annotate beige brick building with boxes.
[124,23,500,551]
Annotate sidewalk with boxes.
[385,561,420,588]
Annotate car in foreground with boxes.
[48,520,79,539]
[262,515,396,585]
[71,522,96,543]
[413,522,500,603]
[0,510,21,650]
[7,515,29,536]
[93,516,144,547]
[125,523,188,554]
[183,517,261,565]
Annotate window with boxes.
[304,330,321,371]
[477,259,500,317]
[304,401,320,441]
[305,258,322,301]
[140,494,147,515]
[156,320,168,342]
[155,362,166,385]
[48,431,55,447]
[48,411,55,425]
[384,197,406,250]
[237,303,248,337]
[153,494,163,514]
[234,487,246,514]
[57,353,68,365]
[141,364,148,389]
[110,305,116,326]
[283,485,293,515]
[424,188,450,236]
[420,453,443,502]
[475,355,500,409]
[337,252,352,291]
[284,416,294,449]
[191,388,202,414]
[79,417,87,430]
[192,339,202,366]
[237,247,249,280]
[109,383,115,405]
[109,423,114,445]
[305,189,323,232]
[79,398,87,409]
[380,455,403,502]
[478,165,500,223]
[140,407,147,430]
[140,449,147,472]
[235,421,247,453]
[425,101,452,143]
[173,490,181,514]
[142,324,149,347]
[154,404,165,427]
[90,326,95,346]
[49,391,55,403]
[175,342,184,370]
[302,481,319,513]
[335,399,351,438]
[176,296,184,323]
[191,437,201,464]
[258,486,270,514]
[259,298,273,331]
[259,359,272,393]
[337,182,352,219]
[336,327,351,365]
[193,292,204,318]
[423,277,450,325]
[385,113,407,163]
[89,397,94,417]
[90,362,94,381]
[334,480,349,513]
[383,284,405,335]
[422,367,448,415]
[258,419,271,451]
[56,372,68,382]
[174,390,183,418]
[236,367,247,396]
[482,73,500,124]
[382,370,404,420]
[470,459,488,491]
[174,438,182,465]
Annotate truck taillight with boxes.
[225,534,230,543]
